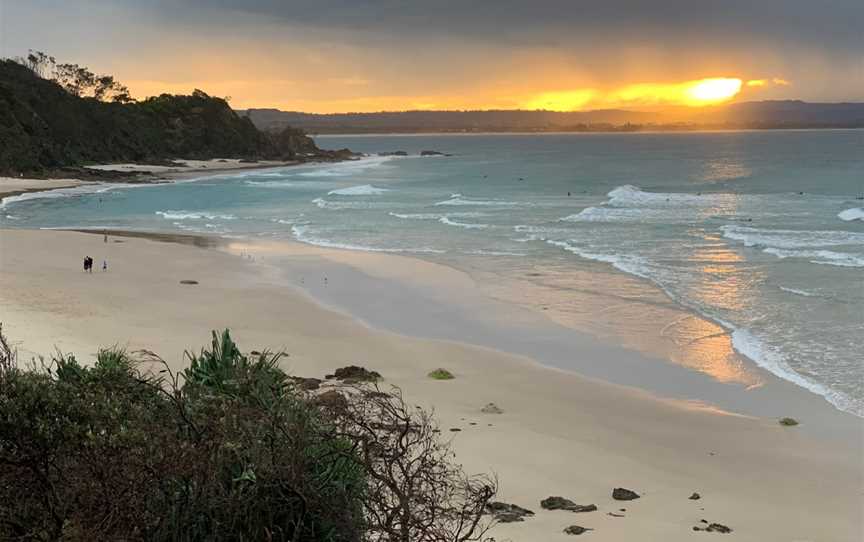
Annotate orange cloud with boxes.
[520,77,744,111]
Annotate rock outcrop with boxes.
[612,488,640,501]
[540,496,597,513]
[484,502,534,523]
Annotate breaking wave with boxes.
[838,207,864,222]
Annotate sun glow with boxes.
[521,77,746,111]
[686,78,742,103]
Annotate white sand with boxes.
[0,177,85,198]
[87,159,297,175]
[0,229,861,541]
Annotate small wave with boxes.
[390,211,486,220]
[778,286,816,297]
[722,225,864,249]
[730,329,857,415]
[312,197,388,210]
[270,218,300,225]
[438,216,489,229]
[435,194,528,207]
[545,239,652,279]
[465,249,526,256]
[155,210,236,221]
[291,224,444,254]
[838,207,864,222]
[560,206,672,223]
[763,247,864,268]
[0,182,134,209]
[606,184,724,207]
[296,155,395,178]
[245,180,297,188]
[328,184,390,196]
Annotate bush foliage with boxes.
[0,327,495,541]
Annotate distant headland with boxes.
[240,102,864,134]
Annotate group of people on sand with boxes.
[83,256,106,273]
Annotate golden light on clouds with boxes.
[522,89,597,111]
[521,77,755,111]
[686,78,742,102]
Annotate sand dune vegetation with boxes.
[0,326,496,541]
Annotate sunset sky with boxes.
[1,0,861,112]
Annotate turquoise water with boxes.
[3,130,863,415]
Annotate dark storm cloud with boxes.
[156,0,863,51]
[2,0,861,107]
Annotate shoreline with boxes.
[3,166,860,427]
[69,228,862,437]
[1,227,861,541]
[6,199,862,431]
[0,156,357,202]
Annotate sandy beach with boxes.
[0,177,87,199]
[0,160,303,203]
[1,227,861,541]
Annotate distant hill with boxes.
[0,59,341,175]
[240,101,864,134]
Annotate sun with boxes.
[685,78,742,104]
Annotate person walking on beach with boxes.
[102,259,108,272]
[83,256,89,272]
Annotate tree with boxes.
[18,49,55,77]
[10,50,135,103]
[323,385,497,542]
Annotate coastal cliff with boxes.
[0,59,345,175]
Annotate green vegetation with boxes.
[0,52,349,175]
[0,326,495,541]
[428,368,455,380]
[779,417,799,426]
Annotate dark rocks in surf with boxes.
[540,496,597,513]
[420,150,452,156]
[612,488,640,501]
[484,501,535,523]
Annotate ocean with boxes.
[3,130,862,416]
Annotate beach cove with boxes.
[0,224,861,541]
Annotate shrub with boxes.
[0,330,363,541]
[0,327,495,541]
[428,368,455,380]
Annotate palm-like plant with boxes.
[182,329,287,400]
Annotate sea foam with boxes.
[155,210,236,221]
[838,207,864,222]
[328,184,390,196]
[721,225,864,249]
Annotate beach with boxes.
[1,226,861,541]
